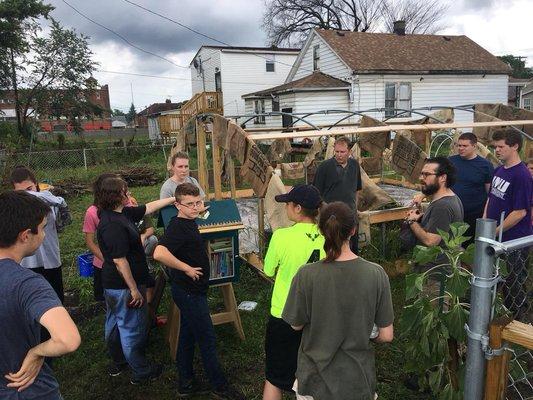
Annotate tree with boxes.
[262,0,448,46]
[1,1,98,138]
[126,103,137,124]
[112,108,126,117]
[497,55,533,79]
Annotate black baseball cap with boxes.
[274,184,322,209]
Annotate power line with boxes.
[59,0,189,70]
[120,0,319,76]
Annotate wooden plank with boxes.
[248,120,533,141]
[228,157,237,199]
[367,207,410,224]
[241,253,273,283]
[502,320,533,350]
[196,120,210,195]
[207,188,255,200]
[258,199,265,258]
[199,223,245,234]
[211,137,223,200]
[485,317,513,400]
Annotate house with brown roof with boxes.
[520,79,533,111]
[243,24,511,128]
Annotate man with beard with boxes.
[405,157,464,273]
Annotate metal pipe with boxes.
[464,218,497,400]
[487,234,533,256]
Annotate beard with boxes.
[421,182,440,196]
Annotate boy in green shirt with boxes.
[263,185,325,400]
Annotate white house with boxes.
[189,45,300,118]
[243,24,511,128]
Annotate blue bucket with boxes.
[77,252,94,278]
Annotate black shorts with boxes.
[32,266,64,303]
[265,315,302,392]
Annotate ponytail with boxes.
[318,202,357,262]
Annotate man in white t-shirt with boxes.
[160,152,205,200]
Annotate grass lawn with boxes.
[54,185,424,400]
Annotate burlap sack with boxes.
[240,137,273,197]
[268,139,292,162]
[264,174,293,231]
[391,135,428,183]
[357,211,371,248]
[226,122,248,164]
[473,104,505,144]
[449,130,500,167]
[358,116,391,156]
[358,167,395,212]
[166,133,188,172]
[211,114,229,149]
[361,157,382,176]
[304,138,323,167]
[280,162,305,180]
[325,136,336,160]
[182,116,196,145]
[399,108,454,148]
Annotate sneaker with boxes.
[130,363,163,385]
[212,384,246,400]
[108,362,128,377]
[177,380,211,398]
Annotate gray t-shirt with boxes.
[417,194,464,270]
[313,157,362,210]
[21,191,65,270]
[159,176,205,200]
[0,258,62,399]
[282,258,394,400]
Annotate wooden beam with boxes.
[207,188,255,200]
[502,320,533,350]
[211,136,223,200]
[241,253,273,283]
[485,317,513,400]
[248,120,533,141]
[196,120,210,195]
[367,207,410,224]
[199,223,245,234]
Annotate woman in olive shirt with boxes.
[283,202,394,400]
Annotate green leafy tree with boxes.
[126,103,136,124]
[401,222,475,400]
[112,108,126,117]
[498,55,533,79]
[1,1,98,138]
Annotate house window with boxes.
[254,99,265,124]
[272,96,280,112]
[524,98,531,111]
[313,45,320,71]
[266,55,275,72]
[385,82,411,118]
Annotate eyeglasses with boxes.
[180,200,204,209]
[419,172,438,178]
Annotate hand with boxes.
[5,348,44,391]
[129,288,144,308]
[140,233,147,246]
[410,193,425,207]
[406,209,422,223]
[185,266,204,281]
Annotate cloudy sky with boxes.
[45,0,533,113]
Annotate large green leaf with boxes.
[446,270,470,299]
[437,228,450,245]
[405,273,421,300]
[459,243,475,265]
[414,245,442,265]
[444,304,469,341]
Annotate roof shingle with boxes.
[316,29,511,75]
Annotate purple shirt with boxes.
[486,162,533,241]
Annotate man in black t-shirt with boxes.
[313,136,362,252]
[154,183,244,400]
[96,177,175,385]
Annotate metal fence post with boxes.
[83,148,87,171]
[464,218,497,400]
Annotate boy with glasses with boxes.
[154,183,244,399]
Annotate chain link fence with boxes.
[496,247,532,400]
[0,143,172,184]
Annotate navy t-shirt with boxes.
[487,162,533,241]
[0,258,62,399]
[449,154,493,214]
[97,205,151,289]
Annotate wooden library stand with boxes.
[166,282,245,361]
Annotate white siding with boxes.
[221,51,297,117]
[293,90,352,127]
[190,47,221,95]
[290,34,350,82]
[351,74,509,123]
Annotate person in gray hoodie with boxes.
[10,166,71,303]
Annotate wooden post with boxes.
[425,129,432,156]
[258,198,265,258]
[228,157,237,199]
[196,120,210,195]
[484,317,513,400]
[211,132,223,200]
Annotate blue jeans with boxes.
[104,288,151,379]
[170,283,227,389]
